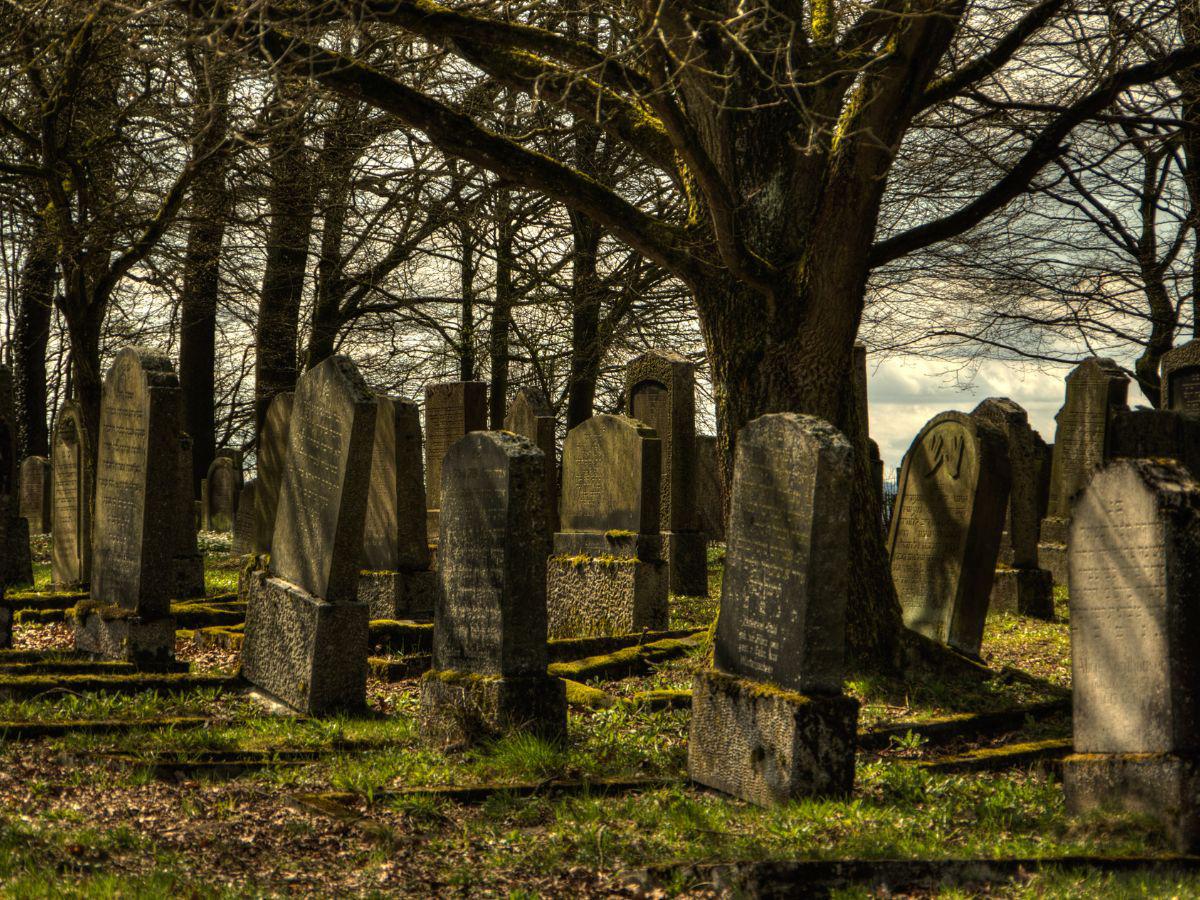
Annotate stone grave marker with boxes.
[504,387,558,535]
[19,456,51,534]
[423,381,487,541]
[420,431,565,745]
[689,414,859,805]
[232,480,257,556]
[887,411,1011,656]
[546,414,667,638]
[242,356,376,714]
[1161,339,1200,416]
[51,401,91,589]
[695,434,725,542]
[255,391,293,554]
[172,434,206,599]
[204,456,241,533]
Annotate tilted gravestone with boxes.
[504,387,558,535]
[420,431,566,745]
[19,456,51,534]
[546,415,667,638]
[0,366,31,588]
[695,434,725,542]
[624,350,708,596]
[75,348,185,667]
[1038,358,1128,585]
[887,411,1011,657]
[1062,459,1200,851]
[204,456,241,533]
[689,414,859,805]
[423,381,487,542]
[358,395,435,619]
[242,356,376,715]
[51,401,91,590]
[232,480,257,557]
[971,398,1054,619]
[254,391,293,554]
[1160,339,1200,416]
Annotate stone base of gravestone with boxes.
[1063,753,1200,852]
[988,567,1054,619]
[1037,542,1069,587]
[236,555,266,604]
[73,608,176,668]
[688,669,859,806]
[1039,516,1069,545]
[358,569,437,621]
[663,531,709,596]
[173,554,206,600]
[546,556,667,639]
[242,573,369,715]
[419,670,567,746]
[426,510,440,546]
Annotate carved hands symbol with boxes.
[925,431,965,480]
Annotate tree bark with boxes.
[565,209,603,429]
[488,189,514,428]
[12,216,55,459]
[458,218,478,381]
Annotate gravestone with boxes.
[1109,407,1200,480]
[1038,358,1128,585]
[972,398,1054,619]
[624,350,708,596]
[75,348,184,667]
[0,366,30,588]
[19,456,51,534]
[51,401,91,589]
[255,391,293,554]
[1160,339,1200,416]
[358,395,436,619]
[204,456,241,533]
[172,434,206,599]
[1062,459,1200,850]
[242,356,376,715]
[546,415,667,638]
[887,411,1011,657]
[424,381,487,542]
[504,387,558,535]
[695,434,725,542]
[232,480,257,556]
[420,431,566,745]
[689,414,859,805]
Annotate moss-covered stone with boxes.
[419,669,567,746]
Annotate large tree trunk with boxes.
[12,217,56,458]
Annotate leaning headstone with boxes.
[1038,358,1128,585]
[689,414,859,805]
[204,456,241,533]
[1160,339,1200,416]
[887,411,1011,656]
[424,381,487,541]
[546,415,667,638]
[504,387,558,535]
[19,456,51,534]
[232,480,257,556]
[695,434,725,542]
[358,395,436,620]
[254,391,293,554]
[51,401,91,589]
[972,399,1054,619]
[172,434,206,599]
[1062,459,1200,851]
[0,366,31,587]
[241,356,376,715]
[75,348,184,667]
[420,431,566,745]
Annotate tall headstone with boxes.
[504,387,558,535]
[358,395,436,620]
[1062,459,1200,850]
[0,366,31,587]
[420,431,566,745]
[423,381,487,541]
[695,434,725,542]
[689,414,859,805]
[546,415,668,638]
[624,350,707,596]
[1038,358,1129,585]
[887,411,1011,657]
[232,480,257,557]
[254,391,293,554]
[1161,339,1200,416]
[242,356,376,715]
[972,398,1054,619]
[204,456,241,533]
[75,348,184,666]
[19,456,51,534]
[51,401,91,589]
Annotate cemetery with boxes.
[4,1,1200,897]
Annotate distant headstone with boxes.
[204,456,241,533]
[51,401,91,589]
[423,381,487,540]
[420,431,565,745]
[887,411,1011,656]
[1160,339,1200,416]
[232,480,257,556]
[1063,459,1200,850]
[255,391,293,554]
[547,415,667,638]
[504,387,558,535]
[689,414,859,805]
[695,434,725,542]
[19,456,51,534]
[624,350,707,595]
[242,356,376,715]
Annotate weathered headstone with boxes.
[242,356,375,714]
[1109,407,1200,480]
[1062,459,1200,850]
[424,381,487,541]
[358,395,436,619]
[75,348,184,666]
[972,398,1054,619]
[689,414,859,805]
[255,391,293,554]
[204,456,241,532]
[0,366,30,588]
[1038,358,1129,585]
[51,401,91,589]
[420,431,565,745]
[887,411,1011,656]
[232,480,257,556]
[19,456,51,534]
[624,350,708,596]
[172,434,206,599]
[546,415,668,638]
[504,387,558,535]
[1161,339,1200,416]
[695,434,725,542]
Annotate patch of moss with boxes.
[422,669,501,686]
[70,600,138,622]
[562,678,615,709]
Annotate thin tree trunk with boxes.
[458,220,477,381]
[489,189,514,428]
[565,209,603,429]
[12,216,55,458]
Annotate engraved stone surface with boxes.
[204,456,241,533]
[972,398,1041,568]
[423,381,487,527]
[255,392,293,554]
[19,456,50,534]
[696,435,725,542]
[362,395,429,572]
[559,414,660,536]
[233,480,257,556]
[1161,339,1200,415]
[887,411,1011,656]
[504,387,558,534]
[51,401,91,588]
